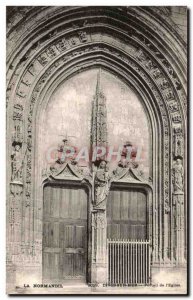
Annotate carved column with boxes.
[8,182,23,265]
[91,210,108,285]
[172,157,185,265]
[173,193,185,265]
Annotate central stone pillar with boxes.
[91,210,108,285]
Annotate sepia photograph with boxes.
[6,5,188,295]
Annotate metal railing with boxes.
[107,239,151,286]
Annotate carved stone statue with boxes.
[57,138,68,163]
[11,144,23,182]
[12,121,23,145]
[93,160,112,210]
[172,157,184,194]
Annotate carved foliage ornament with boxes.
[92,212,106,229]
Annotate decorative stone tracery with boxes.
[6,6,187,290]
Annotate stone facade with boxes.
[6,6,187,294]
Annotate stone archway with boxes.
[7,6,187,293]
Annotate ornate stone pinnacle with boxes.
[91,69,108,158]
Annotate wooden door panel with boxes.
[137,192,146,221]
[43,222,49,247]
[80,189,87,219]
[43,252,49,279]
[112,191,120,220]
[107,189,147,240]
[76,225,85,248]
[75,253,85,276]
[71,190,79,219]
[64,225,74,248]
[63,253,74,277]
[60,189,69,219]
[43,185,88,282]
[53,222,60,247]
[121,194,129,220]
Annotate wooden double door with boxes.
[43,185,88,283]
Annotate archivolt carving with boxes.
[7,9,186,106]
[6,7,186,265]
[21,45,172,203]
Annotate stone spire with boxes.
[90,69,108,160]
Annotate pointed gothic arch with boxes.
[7,6,187,291]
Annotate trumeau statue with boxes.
[172,157,184,194]
[93,160,112,210]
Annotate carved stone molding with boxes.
[44,161,85,182]
[6,7,187,269]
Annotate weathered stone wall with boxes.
[6,6,187,294]
[170,7,188,43]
